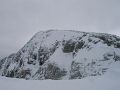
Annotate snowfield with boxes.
[0,62,120,90]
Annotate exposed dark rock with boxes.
[62,40,76,53]
[44,63,67,80]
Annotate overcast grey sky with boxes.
[0,0,120,58]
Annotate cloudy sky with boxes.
[0,0,120,58]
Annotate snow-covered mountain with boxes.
[0,30,120,80]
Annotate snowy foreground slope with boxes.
[0,62,120,90]
[0,30,120,80]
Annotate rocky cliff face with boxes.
[0,30,120,80]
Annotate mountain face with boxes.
[0,30,120,80]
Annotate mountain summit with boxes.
[0,30,120,80]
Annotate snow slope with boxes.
[0,62,120,90]
[0,30,120,80]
